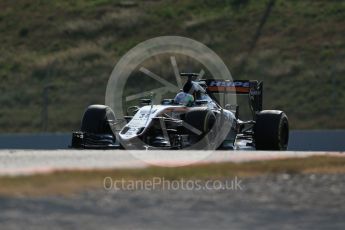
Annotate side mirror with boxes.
[140,98,152,106]
[194,100,208,105]
[161,99,174,105]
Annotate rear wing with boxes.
[203,79,263,112]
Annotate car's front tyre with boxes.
[71,104,116,148]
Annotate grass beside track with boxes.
[1,0,345,132]
[1,156,345,197]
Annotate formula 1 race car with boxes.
[71,73,289,150]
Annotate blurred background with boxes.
[0,0,344,134]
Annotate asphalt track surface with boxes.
[0,150,343,175]
[1,150,345,229]
[1,174,345,230]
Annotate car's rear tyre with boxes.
[80,104,115,135]
[254,110,289,150]
[184,109,216,136]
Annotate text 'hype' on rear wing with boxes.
[204,80,261,94]
[204,80,263,112]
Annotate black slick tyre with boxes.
[184,109,216,136]
[254,110,289,150]
[80,104,115,135]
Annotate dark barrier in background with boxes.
[288,130,345,151]
[0,131,344,151]
[0,133,71,150]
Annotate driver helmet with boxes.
[174,90,194,106]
